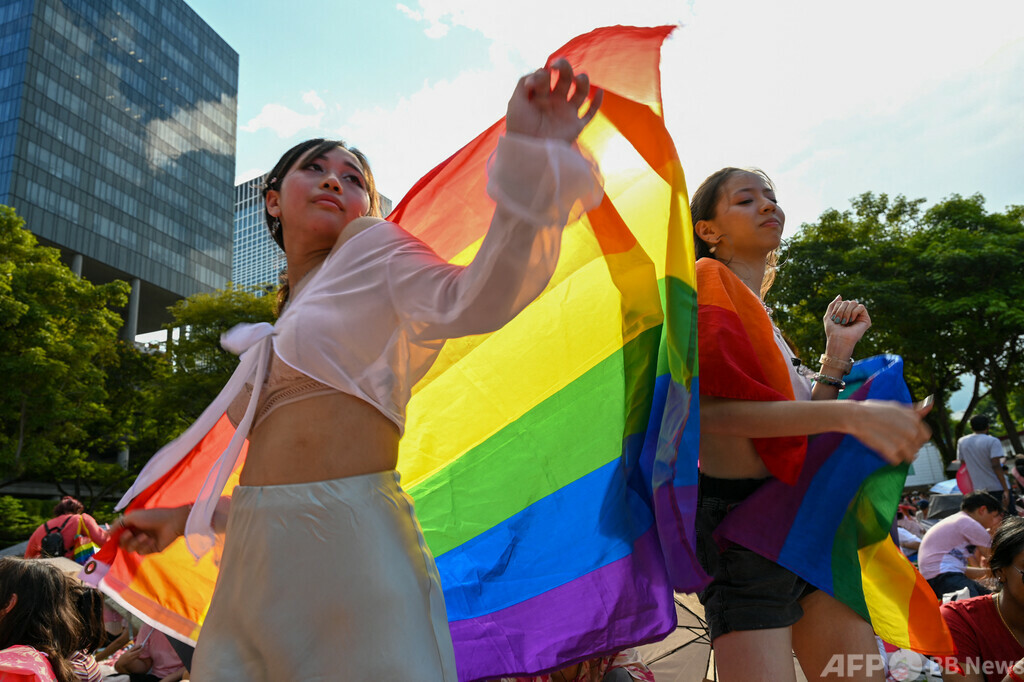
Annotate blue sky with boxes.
[186,0,1024,224]
[183,0,1024,232]
[181,0,1023,412]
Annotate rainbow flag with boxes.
[716,355,954,656]
[87,25,708,680]
[390,24,704,679]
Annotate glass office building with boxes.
[231,174,283,291]
[0,0,237,334]
[232,174,392,292]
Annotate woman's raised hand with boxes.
[505,58,602,143]
[823,295,871,350]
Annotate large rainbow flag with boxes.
[716,355,954,656]
[87,25,708,680]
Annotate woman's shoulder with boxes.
[940,594,996,620]
[0,645,56,680]
[322,219,426,266]
[695,257,740,287]
[695,257,758,308]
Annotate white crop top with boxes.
[118,134,604,557]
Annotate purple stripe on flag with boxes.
[654,482,709,592]
[449,527,675,681]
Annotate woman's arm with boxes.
[811,295,870,401]
[387,61,603,340]
[82,513,109,545]
[119,496,230,555]
[700,396,931,464]
[113,648,152,675]
[95,630,131,661]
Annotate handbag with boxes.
[71,516,100,565]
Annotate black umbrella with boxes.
[636,593,809,681]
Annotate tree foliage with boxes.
[158,285,277,434]
[771,193,1024,462]
[0,206,129,483]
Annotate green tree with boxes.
[915,197,1024,454]
[0,206,129,483]
[158,285,277,434]
[771,193,1024,463]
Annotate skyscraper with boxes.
[231,174,282,292]
[0,0,238,335]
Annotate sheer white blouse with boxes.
[118,134,603,557]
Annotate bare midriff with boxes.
[698,432,771,480]
[239,391,400,486]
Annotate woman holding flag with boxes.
[690,167,932,680]
[112,59,603,681]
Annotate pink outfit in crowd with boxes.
[0,645,56,682]
[134,625,183,679]
[917,511,992,580]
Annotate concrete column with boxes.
[122,277,141,342]
[118,446,129,470]
[70,253,83,277]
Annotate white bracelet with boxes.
[819,353,853,375]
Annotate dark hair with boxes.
[990,516,1024,576]
[962,490,1003,515]
[73,585,107,652]
[970,414,991,432]
[262,139,382,314]
[0,558,82,682]
[52,496,84,517]
[690,167,780,298]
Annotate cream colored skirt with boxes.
[191,470,457,681]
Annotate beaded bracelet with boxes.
[1009,662,1024,682]
[819,353,854,375]
[812,372,846,390]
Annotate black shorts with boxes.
[696,474,816,641]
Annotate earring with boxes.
[709,244,717,254]
[270,217,282,239]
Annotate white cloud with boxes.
[396,2,450,39]
[240,103,324,138]
[233,0,1024,222]
[302,90,326,111]
[398,0,686,61]
[235,167,266,185]
[340,65,519,203]
[773,38,1024,222]
[657,0,1024,222]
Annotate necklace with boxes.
[996,592,1024,646]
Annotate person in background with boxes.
[959,416,1010,509]
[0,557,81,682]
[111,624,185,682]
[24,497,108,560]
[500,649,653,682]
[919,491,1005,599]
[69,587,105,682]
[898,506,928,537]
[940,516,1024,682]
[896,512,922,562]
[689,167,931,682]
